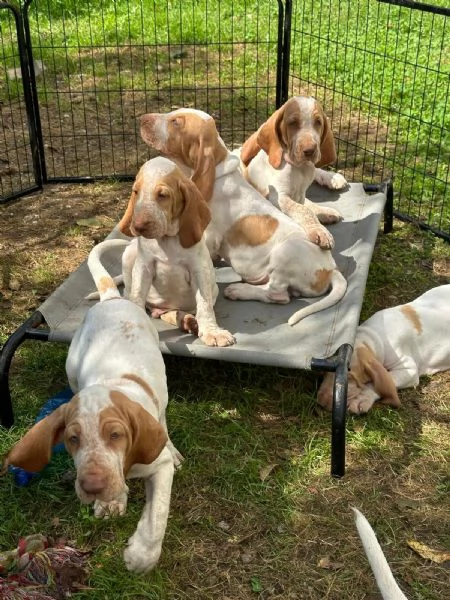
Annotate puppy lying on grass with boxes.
[318,285,450,414]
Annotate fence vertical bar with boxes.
[22,0,46,185]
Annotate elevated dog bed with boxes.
[0,181,392,477]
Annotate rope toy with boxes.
[0,534,89,599]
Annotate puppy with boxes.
[137,108,348,326]
[240,96,347,249]
[318,285,450,414]
[2,241,183,573]
[97,156,235,347]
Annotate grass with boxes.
[0,175,449,598]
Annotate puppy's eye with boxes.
[110,431,122,440]
[314,117,323,128]
[68,435,79,445]
[170,117,181,127]
[156,189,169,200]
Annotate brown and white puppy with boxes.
[101,156,235,347]
[2,244,183,573]
[239,96,347,249]
[318,285,450,414]
[137,108,347,326]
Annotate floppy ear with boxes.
[124,402,168,474]
[353,345,401,408]
[178,177,211,248]
[316,110,337,167]
[118,172,142,236]
[240,130,262,166]
[256,106,286,169]
[190,120,227,203]
[1,403,69,474]
[317,372,335,412]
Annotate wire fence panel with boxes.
[22,0,282,182]
[290,0,449,238]
[0,2,41,202]
[1,0,448,238]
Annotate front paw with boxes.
[200,328,236,347]
[316,206,343,225]
[328,172,348,190]
[307,225,335,250]
[347,391,377,415]
[223,284,241,301]
[94,497,127,518]
[124,534,161,574]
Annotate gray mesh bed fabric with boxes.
[0,182,388,476]
[39,183,386,366]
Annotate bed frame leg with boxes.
[0,311,46,428]
[311,343,353,478]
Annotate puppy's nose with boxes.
[132,216,149,234]
[80,471,107,494]
[302,144,317,158]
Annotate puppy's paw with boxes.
[328,172,348,190]
[94,497,127,518]
[307,225,335,250]
[167,439,184,468]
[316,206,343,225]
[201,328,236,347]
[223,284,242,301]
[124,535,161,574]
[347,392,377,415]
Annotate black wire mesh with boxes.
[289,0,449,238]
[0,0,449,239]
[24,0,282,182]
[0,2,40,201]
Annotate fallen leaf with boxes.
[318,556,344,570]
[259,463,278,481]
[407,540,450,563]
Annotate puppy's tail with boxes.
[87,239,129,302]
[288,269,347,326]
[352,507,408,600]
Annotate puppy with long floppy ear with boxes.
[2,245,182,573]
[118,160,212,248]
[239,97,346,250]
[241,97,337,169]
[318,343,401,415]
[115,156,235,347]
[1,393,168,488]
[140,111,228,205]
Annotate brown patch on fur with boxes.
[400,304,423,334]
[351,344,401,408]
[121,373,159,409]
[226,215,278,247]
[108,391,167,473]
[311,268,333,293]
[98,275,114,295]
[118,173,142,236]
[2,396,80,474]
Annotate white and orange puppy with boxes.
[110,156,235,347]
[136,108,347,326]
[239,96,347,249]
[2,243,183,574]
[318,285,450,414]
